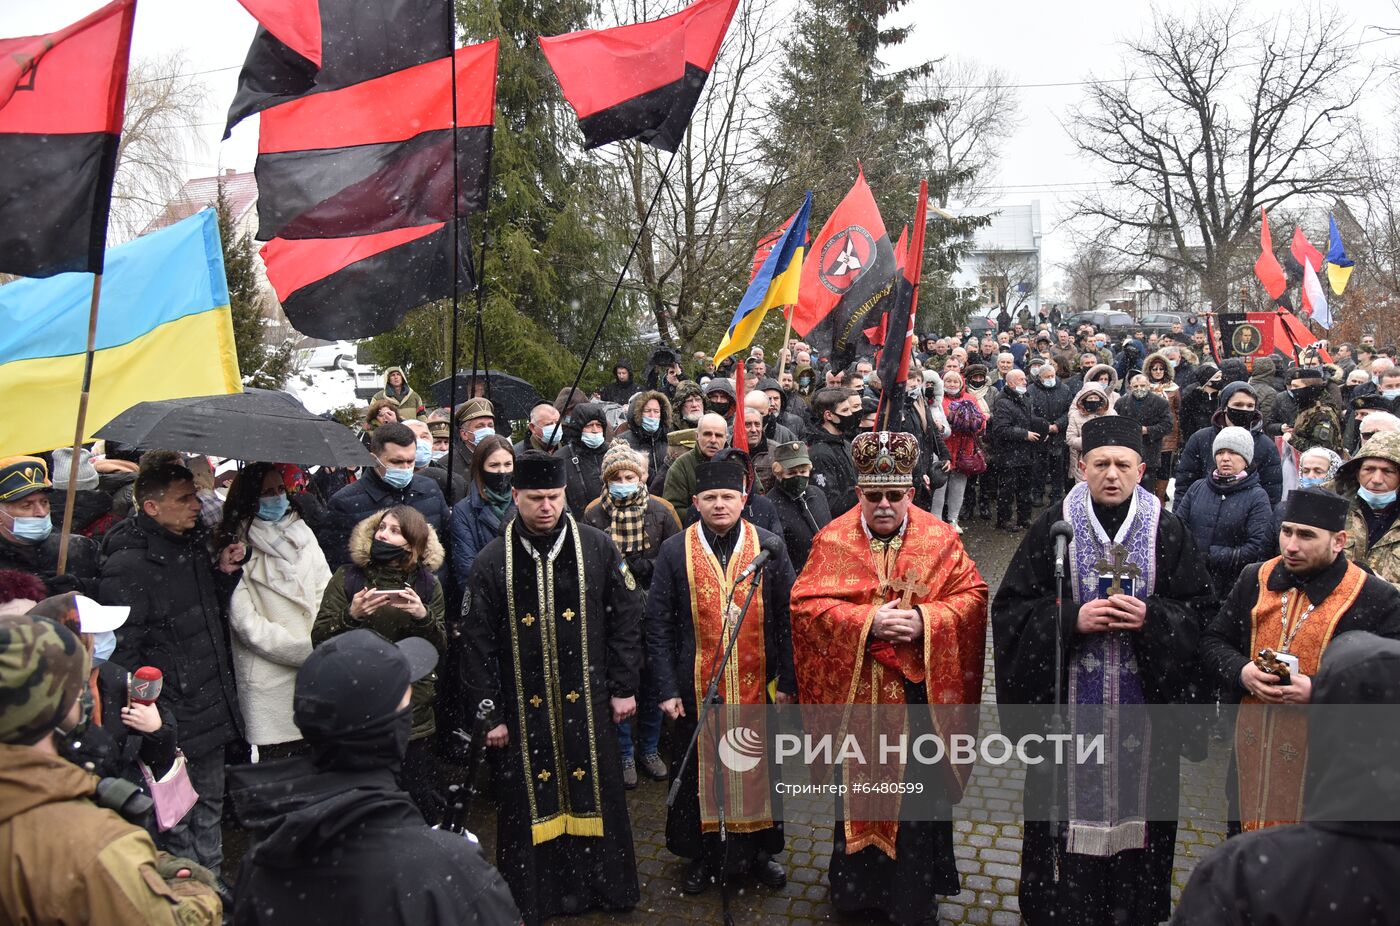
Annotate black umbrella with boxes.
[95,388,375,466]
[429,370,544,421]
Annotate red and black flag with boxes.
[793,168,898,369]
[0,0,134,278]
[225,0,452,136]
[540,0,738,152]
[875,180,928,432]
[254,42,498,241]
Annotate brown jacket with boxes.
[0,744,220,925]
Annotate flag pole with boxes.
[56,274,103,575]
[563,144,681,411]
[776,308,794,379]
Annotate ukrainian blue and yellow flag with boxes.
[1325,214,1355,296]
[0,209,241,456]
[713,192,812,363]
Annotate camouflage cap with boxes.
[0,613,88,746]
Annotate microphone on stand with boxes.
[734,535,784,584]
[128,667,163,705]
[1050,520,1074,580]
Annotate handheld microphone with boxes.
[1050,521,1074,579]
[129,667,163,705]
[735,536,784,583]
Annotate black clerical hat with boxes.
[695,459,746,493]
[1080,414,1144,458]
[515,450,566,489]
[1281,486,1349,532]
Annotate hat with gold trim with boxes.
[0,457,51,503]
[851,432,919,488]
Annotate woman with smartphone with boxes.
[313,505,447,819]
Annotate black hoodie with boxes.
[230,759,521,925]
[1172,632,1400,926]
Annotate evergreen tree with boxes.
[217,182,294,389]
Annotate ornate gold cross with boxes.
[884,571,931,609]
[1095,543,1141,597]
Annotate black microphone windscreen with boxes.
[1050,520,1074,540]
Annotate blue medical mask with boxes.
[581,431,605,449]
[1359,485,1398,508]
[1167,358,1178,369]
[257,494,290,522]
[1040,377,1056,388]
[641,415,661,433]
[1012,385,1027,395]
[472,426,495,445]
[380,463,414,489]
[540,423,562,446]
[1298,476,1326,489]
[414,439,432,468]
[92,630,116,665]
[1384,389,1400,401]
[8,512,52,542]
[609,482,640,499]
[431,449,447,462]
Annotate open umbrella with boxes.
[429,370,544,421]
[95,389,375,466]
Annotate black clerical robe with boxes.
[992,500,1215,926]
[647,520,797,872]
[463,514,643,926]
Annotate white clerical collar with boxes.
[697,519,747,561]
[1088,489,1139,548]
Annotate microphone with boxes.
[735,536,784,583]
[128,667,163,705]
[1050,521,1074,579]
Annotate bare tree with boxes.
[1060,233,1135,310]
[1069,3,1365,310]
[979,248,1040,314]
[110,51,209,240]
[916,58,1021,208]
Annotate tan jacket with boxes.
[0,744,220,925]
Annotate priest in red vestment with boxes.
[790,430,989,926]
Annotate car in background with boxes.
[1138,311,1189,337]
[1064,310,1135,338]
[964,308,999,337]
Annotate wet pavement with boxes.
[463,512,1231,925]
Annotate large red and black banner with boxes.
[876,180,928,432]
[540,0,738,151]
[225,0,452,135]
[0,0,134,278]
[793,169,898,369]
[255,42,498,240]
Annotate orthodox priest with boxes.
[1199,486,1400,832]
[992,414,1215,926]
[462,451,644,926]
[648,457,797,895]
[790,430,989,926]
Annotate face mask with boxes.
[7,512,52,542]
[482,470,513,494]
[1132,387,1149,400]
[414,439,432,468]
[257,494,290,522]
[1167,358,1178,369]
[969,378,986,389]
[799,377,812,388]
[1359,485,1398,508]
[92,631,116,664]
[1383,389,1400,401]
[1225,407,1256,428]
[370,537,406,563]
[837,412,863,436]
[538,423,562,446]
[1291,385,1324,406]
[780,474,810,499]
[1012,385,1027,395]
[380,465,414,489]
[608,482,640,500]
[581,431,605,449]
[707,400,731,417]
[472,426,495,445]
[1299,475,1326,488]
[1040,377,1056,389]
[1083,400,1104,413]
[430,449,448,462]
[641,415,661,433]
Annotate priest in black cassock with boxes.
[648,457,797,895]
[992,415,1215,926]
[463,451,644,926]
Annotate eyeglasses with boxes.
[862,489,910,504]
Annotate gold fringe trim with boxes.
[531,813,605,846]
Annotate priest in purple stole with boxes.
[993,415,1215,926]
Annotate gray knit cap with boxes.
[1213,426,1255,465]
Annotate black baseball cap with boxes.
[293,629,437,739]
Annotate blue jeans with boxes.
[617,701,662,758]
[156,746,225,876]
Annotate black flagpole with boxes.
[562,143,680,409]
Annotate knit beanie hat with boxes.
[1213,426,1255,465]
[50,448,99,492]
[601,440,645,484]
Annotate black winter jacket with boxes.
[101,514,243,759]
[806,427,857,517]
[1029,379,1074,445]
[0,531,101,598]
[324,471,448,569]
[987,389,1047,459]
[764,483,831,572]
[1114,391,1175,466]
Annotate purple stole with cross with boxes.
[1062,481,1159,856]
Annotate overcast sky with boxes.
[7,0,1398,292]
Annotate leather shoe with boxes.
[751,857,787,889]
[682,860,711,894]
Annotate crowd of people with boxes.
[3,312,1400,926]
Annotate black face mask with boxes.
[780,474,810,499]
[968,377,987,389]
[482,470,513,494]
[1083,399,1105,413]
[706,400,731,417]
[1226,407,1257,428]
[834,411,862,437]
[370,538,407,564]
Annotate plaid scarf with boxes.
[600,485,650,554]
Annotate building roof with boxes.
[971,202,1042,253]
[141,169,257,235]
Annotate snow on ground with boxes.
[285,365,361,416]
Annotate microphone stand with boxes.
[667,568,765,926]
[1051,540,1068,880]
[442,699,494,836]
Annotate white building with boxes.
[948,200,1044,316]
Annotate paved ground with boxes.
[462,511,1231,925]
